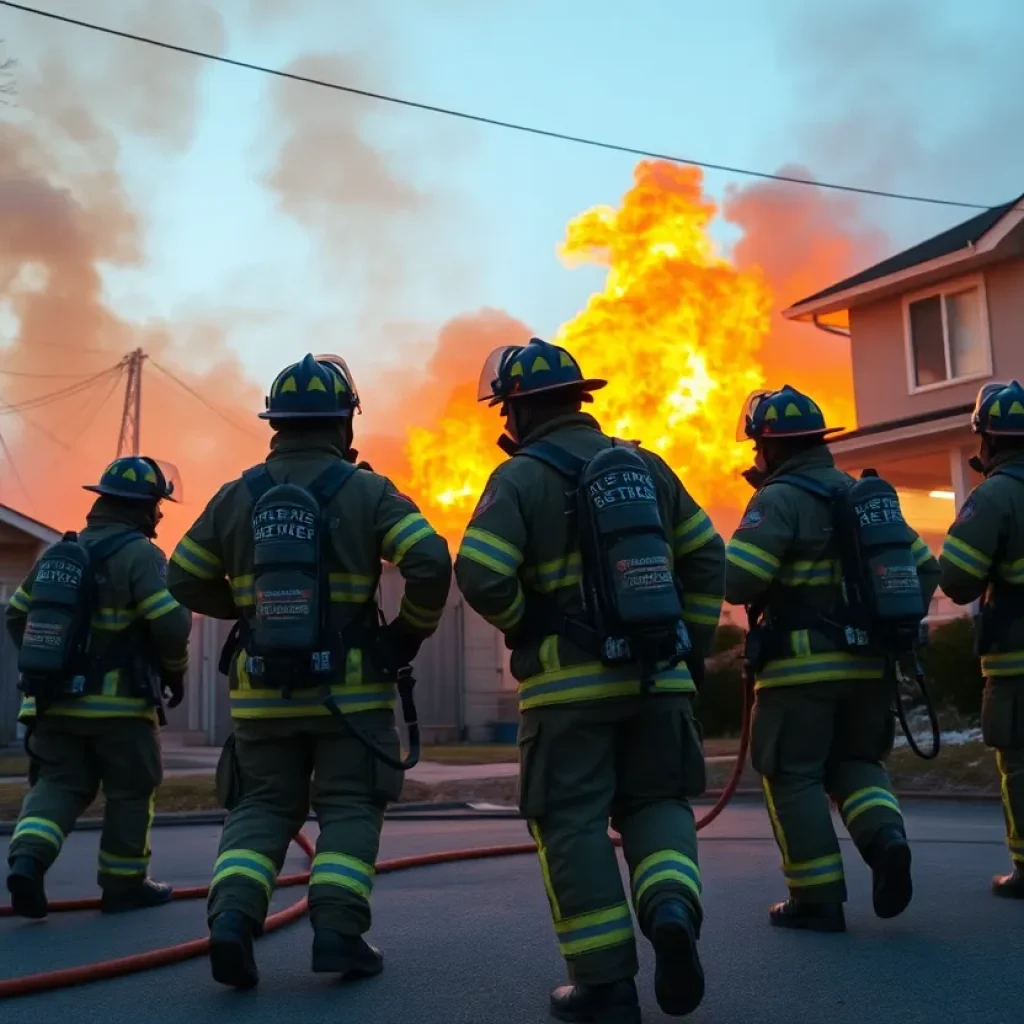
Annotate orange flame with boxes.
[399,160,775,543]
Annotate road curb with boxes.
[0,788,1002,836]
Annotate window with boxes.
[904,276,991,391]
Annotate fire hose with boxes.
[0,687,754,1000]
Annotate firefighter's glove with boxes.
[375,620,422,677]
[161,671,185,709]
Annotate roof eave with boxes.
[782,202,1024,323]
[0,504,61,545]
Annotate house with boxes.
[0,504,61,744]
[783,195,1024,616]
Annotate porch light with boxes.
[929,490,956,500]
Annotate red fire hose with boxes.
[0,689,753,1000]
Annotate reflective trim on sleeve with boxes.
[674,510,718,557]
[911,537,934,568]
[522,553,582,593]
[382,514,436,566]
[726,539,781,583]
[483,589,526,631]
[681,592,722,627]
[136,589,181,621]
[170,536,222,580]
[7,586,31,613]
[940,536,992,580]
[399,595,444,633]
[458,527,523,577]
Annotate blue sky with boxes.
[4,0,1022,401]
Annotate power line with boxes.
[0,422,34,514]
[0,367,106,380]
[0,0,998,211]
[0,362,127,415]
[149,359,264,441]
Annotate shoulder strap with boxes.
[515,440,587,482]
[765,472,841,502]
[991,464,1024,486]
[242,464,275,502]
[307,460,358,505]
[84,530,146,565]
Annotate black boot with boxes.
[769,898,846,932]
[100,878,174,914]
[865,825,913,919]
[549,978,642,1024]
[992,867,1024,899]
[209,910,259,990]
[6,856,47,920]
[649,900,704,1016]
[311,930,384,978]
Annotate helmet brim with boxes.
[483,378,608,407]
[257,409,354,420]
[82,484,177,503]
[745,425,847,441]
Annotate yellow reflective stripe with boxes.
[674,510,717,557]
[91,607,135,631]
[911,537,933,567]
[790,630,812,657]
[529,820,562,920]
[18,694,155,720]
[519,662,693,710]
[230,575,254,607]
[982,652,1024,677]
[631,850,701,906]
[459,527,523,577]
[484,589,525,631]
[137,588,181,621]
[681,592,722,626]
[539,634,560,674]
[230,682,396,719]
[755,653,886,688]
[522,554,582,593]
[329,572,375,602]
[777,559,841,586]
[382,514,435,565]
[98,849,150,877]
[841,786,902,825]
[12,816,64,850]
[212,848,278,895]
[997,751,1020,842]
[783,853,845,888]
[726,539,780,582]
[308,853,375,899]
[940,535,991,579]
[997,555,1024,585]
[160,653,189,672]
[553,902,634,958]
[399,595,444,632]
[8,586,31,612]
[761,779,790,863]
[171,536,222,580]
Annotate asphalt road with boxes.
[2,799,1021,1024]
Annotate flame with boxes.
[398,160,775,543]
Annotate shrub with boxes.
[694,624,749,737]
[920,616,984,715]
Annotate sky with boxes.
[1,0,1022,538]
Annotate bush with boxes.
[694,625,749,737]
[920,616,984,715]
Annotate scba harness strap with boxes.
[226,459,420,772]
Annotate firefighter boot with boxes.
[100,879,174,914]
[650,899,704,1017]
[209,910,259,990]
[865,825,913,919]
[992,867,1024,899]
[769,898,846,933]
[311,930,384,978]
[6,856,48,920]
[549,979,642,1024]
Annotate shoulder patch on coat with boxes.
[955,496,976,523]
[470,485,499,521]
[737,504,766,530]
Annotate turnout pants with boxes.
[207,710,403,935]
[7,716,162,891]
[980,677,1024,871]
[751,679,904,904]
[518,695,706,987]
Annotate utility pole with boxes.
[117,348,146,457]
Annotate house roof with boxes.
[784,193,1024,321]
[0,504,61,545]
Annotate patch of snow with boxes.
[892,727,982,749]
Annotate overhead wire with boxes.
[0,421,34,513]
[0,362,127,416]
[0,367,108,380]
[0,0,999,211]
[148,358,265,441]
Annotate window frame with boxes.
[901,272,993,395]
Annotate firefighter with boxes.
[166,353,452,990]
[455,338,724,1023]
[938,380,1024,898]
[5,456,190,918]
[725,386,941,932]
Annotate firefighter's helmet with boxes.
[736,385,844,442]
[259,353,360,420]
[83,456,178,503]
[476,338,607,408]
[971,380,1024,436]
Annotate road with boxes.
[2,799,1021,1023]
